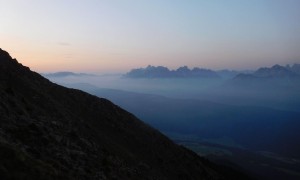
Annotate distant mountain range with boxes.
[43,71,95,78]
[125,64,300,79]
[254,64,297,78]
[125,65,220,78]
[250,64,298,78]
[43,64,300,80]
[233,64,300,83]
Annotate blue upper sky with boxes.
[0,0,299,72]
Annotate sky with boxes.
[0,0,300,73]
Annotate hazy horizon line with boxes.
[38,62,299,74]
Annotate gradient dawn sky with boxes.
[1,0,300,73]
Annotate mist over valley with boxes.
[44,64,300,179]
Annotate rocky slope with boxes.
[0,48,246,180]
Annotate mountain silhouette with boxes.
[43,71,95,78]
[228,64,300,89]
[125,65,220,78]
[0,48,247,179]
[254,64,298,78]
[232,64,298,80]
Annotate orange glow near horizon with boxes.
[2,38,298,74]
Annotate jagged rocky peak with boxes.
[125,65,220,78]
[253,64,297,78]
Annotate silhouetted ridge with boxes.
[0,49,247,179]
[0,48,11,58]
[0,48,18,65]
[125,65,220,78]
[230,64,300,86]
[254,64,297,78]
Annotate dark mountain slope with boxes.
[0,49,245,179]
